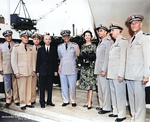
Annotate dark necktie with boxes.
[36,46,37,51]
[8,43,10,50]
[131,36,135,43]
[25,45,27,52]
[66,43,68,50]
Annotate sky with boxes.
[0,0,95,37]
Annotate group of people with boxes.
[0,13,149,122]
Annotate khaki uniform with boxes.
[11,42,35,107]
[31,45,41,103]
[107,35,128,118]
[94,37,114,110]
[0,41,19,103]
[125,30,150,122]
[58,42,80,103]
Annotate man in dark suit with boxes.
[36,34,58,108]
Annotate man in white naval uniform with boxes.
[107,23,128,122]
[125,13,150,122]
[94,24,113,114]
[58,30,80,107]
[0,30,19,107]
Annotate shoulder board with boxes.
[121,37,127,40]
[143,33,150,36]
[14,44,20,47]
[71,42,77,45]
[27,44,32,47]
[58,43,63,47]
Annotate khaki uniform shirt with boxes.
[11,42,35,76]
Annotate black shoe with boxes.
[15,102,20,106]
[98,110,110,114]
[87,106,92,110]
[109,114,118,117]
[4,103,11,108]
[115,117,126,122]
[21,106,26,110]
[72,103,77,107]
[83,105,88,107]
[41,105,45,108]
[26,105,34,108]
[62,103,69,107]
[47,103,55,106]
[96,107,102,111]
[31,101,36,105]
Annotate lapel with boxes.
[129,30,143,47]
[33,45,41,52]
[110,35,122,50]
[20,42,27,53]
[66,42,71,52]
[4,42,9,51]
[10,41,15,52]
[100,37,107,45]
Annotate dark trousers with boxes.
[39,74,53,105]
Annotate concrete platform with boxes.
[0,86,150,122]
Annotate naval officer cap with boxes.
[109,22,123,30]
[2,30,13,37]
[19,30,31,38]
[60,30,71,36]
[127,13,144,23]
[96,24,108,32]
[31,33,42,40]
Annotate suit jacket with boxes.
[36,46,58,76]
[107,35,128,80]
[57,42,80,75]
[11,42,35,76]
[0,41,16,74]
[32,45,41,69]
[94,37,114,74]
[125,30,150,81]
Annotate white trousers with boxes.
[97,75,111,110]
[59,74,77,103]
[109,79,126,118]
[126,80,146,122]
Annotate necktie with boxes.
[25,45,27,52]
[47,47,49,53]
[36,46,37,51]
[8,43,11,50]
[66,43,68,50]
[131,36,135,43]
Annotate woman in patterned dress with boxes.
[76,30,96,109]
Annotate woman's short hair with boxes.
[82,30,93,38]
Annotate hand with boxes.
[54,72,58,76]
[101,71,107,77]
[58,65,61,73]
[118,77,124,82]
[142,77,149,84]
[15,73,20,79]
[31,71,35,77]
[0,70,3,75]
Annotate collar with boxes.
[133,30,143,38]
[115,35,122,42]
[101,36,107,42]
[45,45,50,50]
[64,41,71,45]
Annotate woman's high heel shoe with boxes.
[87,101,92,110]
